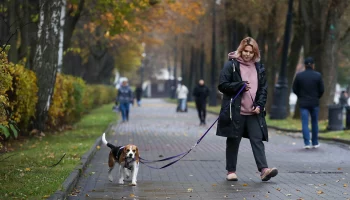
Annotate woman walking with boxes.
[216,37,278,182]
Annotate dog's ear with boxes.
[123,145,129,153]
[135,147,140,160]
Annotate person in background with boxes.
[339,91,349,108]
[116,80,133,122]
[292,57,324,149]
[135,84,143,107]
[193,79,210,125]
[176,82,189,112]
[217,37,278,182]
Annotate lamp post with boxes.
[140,52,146,86]
[209,0,217,106]
[140,42,146,87]
[269,0,294,119]
[171,36,178,99]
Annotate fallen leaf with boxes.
[344,184,348,187]
[265,195,269,198]
[187,188,193,192]
[286,194,292,196]
[276,188,281,191]
[297,198,304,200]
[242,183,248,186]
[296,189,301,192]
[25,168,31,172]
[96,145,100,150]
[317,190,324,194]
[212,184,217,187]
[338,168,342,170]
[130,194,135,197]
[86,194,89,197]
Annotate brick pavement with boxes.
[68,99,350,200]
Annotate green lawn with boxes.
[166,99,350,141]
[0,103,117,200]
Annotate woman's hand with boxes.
[244,81,251,91]
[252,106,260,114]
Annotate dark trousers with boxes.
[195,101,206,123]
[226,115,268,172]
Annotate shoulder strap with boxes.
[231,59,238,72]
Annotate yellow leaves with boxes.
[242,183,248,186]
[24,168,31,172]
[344,184,348,187]
[317,190,324,194]
[96,145,101,150]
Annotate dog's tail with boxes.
[102,133,116,149]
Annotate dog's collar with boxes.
[124,158,135,170]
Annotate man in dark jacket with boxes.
[192,79,210,125]
[293,57,324,149]
[134,84,143,107]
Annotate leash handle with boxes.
[140,83,246,169]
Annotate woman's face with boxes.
[241,45,254,62]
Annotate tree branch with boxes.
[0,21,36,54]
[49,153,66,167]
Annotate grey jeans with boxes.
[226,114,268,172]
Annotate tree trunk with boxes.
[63,0,85,51]
[265,3,278,113]
[301,0,349,120]
[188,47,195,102]
[32,0,63,131]
[8,0,18,63]
[57,0,66,73]
[287,0,304,117]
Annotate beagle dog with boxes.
[102,133,140,186]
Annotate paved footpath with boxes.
[69,99,350,200]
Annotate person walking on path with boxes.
[293,57,324,149]
[134,84,143,107]
[193,79,210,125]
[216,37,278,182]
[339,90,349,108]
[116,80,133,122]
[176,83,189,112]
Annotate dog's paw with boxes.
[131,182,137,186]
[108,175,113,182]
[118,179,124,184]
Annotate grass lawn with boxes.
[166,98,350,141]
[0,103,117,200]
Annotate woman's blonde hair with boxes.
[235,37,261,62]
